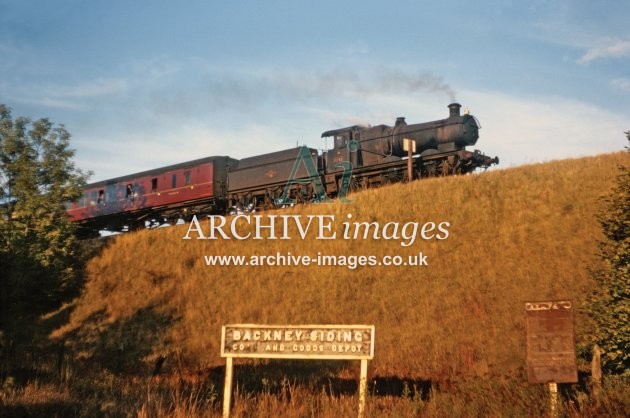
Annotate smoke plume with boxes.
[375,69,457,102]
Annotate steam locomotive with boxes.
[66,103,498,234]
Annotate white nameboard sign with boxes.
[220,324,375,418]
[221,324,375,359]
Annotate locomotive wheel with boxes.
[261,188,276,210]
[439,160,452,176]
[350,177,361,191]
[385,170,404,184]
[232,194,257,213]
[425,163,437,177]
[261,195,272,210]
[295,184,311,204]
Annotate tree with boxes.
[587,132,630,374]
[0,104,90,365]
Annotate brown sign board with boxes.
[525,300,578,383]
[221,324,375,360]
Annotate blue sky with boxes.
[1,0,628,181]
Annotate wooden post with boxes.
[403,138,415,181]
[358,359,368,418]
[407,147,413,182]
[223,357,233,418]
[548,382,558,418]
[591,344,602,403]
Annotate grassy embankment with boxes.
[3,151,629,417]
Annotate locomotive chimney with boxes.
[448,103,461,118]
[395,116,406,126]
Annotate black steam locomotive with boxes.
[68,103,497,233]
[226,102,497,211]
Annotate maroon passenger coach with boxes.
[66,156,234,233]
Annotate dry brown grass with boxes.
[42,151,630,415]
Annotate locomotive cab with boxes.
[321,127,364,174]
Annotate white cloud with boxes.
[336,89,627,168]
[1,77,129,111]
[51,78,129,99]
[126,55,183,83]
[459,90,627,166]
[610,78,630,93]
[578,39,630,63]
[335,41,370,56]
[76,123,293,182]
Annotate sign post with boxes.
[358,358,368,418]
[403,138,416,181]
[221,324,375,418]
[222,356,233,418]
[548,381,559,418]
[525,300,578,417]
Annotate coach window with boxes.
[184,171,191,185]
[97,189,105,204]
[126,184,134,198]
[106,186,116,202]
[172,174,177,189]
[152,178,158,193]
